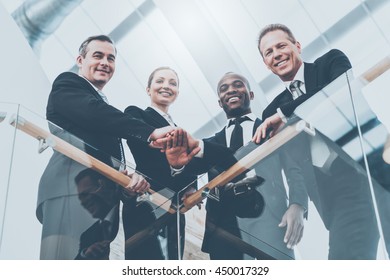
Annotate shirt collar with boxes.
[79,74,100,92]
[283,63,305,92]
[226,112,256,128]
[150,105,175,126]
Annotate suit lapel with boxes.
[145,107,171,128]
[77,74,104,101]
[214,128,227,146]
[252,118,262,136]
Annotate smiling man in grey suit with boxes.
[253,23,380,259]
[39,35,174,259]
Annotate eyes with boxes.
[263,43,287,57]
[155,79,177,87]
[219,81,245,93]
[92,52,115,62]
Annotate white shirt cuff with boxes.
[194,140,204,158]
[276,108,288,123]
[170,165,185,177]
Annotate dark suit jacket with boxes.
[201,118,308,257]
[75,210,119,260]
[260,49,378,231]
[263,49,352,119]
[38,72,155,221]
[124,106,198,193]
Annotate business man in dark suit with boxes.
[198,72,308,260]
[39,35,173,259]
[254,23,380,259]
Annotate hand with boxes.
[224,175,264,191]
[278,204,305,249]
[149,126,175,149]
[83,240,110,259]
[165,130,201,168]
[180,187,202,210]
[122,170,151,196]
[252,113,284,144]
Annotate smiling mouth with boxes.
[274,59,288,67]
[159,91,173,97]
[227,96,241,103]
[97,69,110,74]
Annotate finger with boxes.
[297,226,304,244]
[166,135,172,150]
[176,129,184,147]
[188,146,201,159]
[284,223,292,246]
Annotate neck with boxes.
[151,102,169,114]
[226,109,251,119]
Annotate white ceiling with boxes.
[2,0,390,146]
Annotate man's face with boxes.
[217,73,253,118]
[77,40,116,90]
[259,30,302,82]
[77,175,117,219]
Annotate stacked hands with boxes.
[122,115,286,211]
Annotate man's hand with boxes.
[278,204,305,249]
[252,113,284,144]
[122,170,151,196]
[180,187,202,210]
[165,129,201,168]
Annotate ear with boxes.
[218,99,223,108]
[296,41,302,54]
[146,87,151,96]
[76,55,83,68]
[249,91,254,100]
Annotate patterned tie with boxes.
[98,90,109,104]
[229,116,249,152]
[289,80,305,99]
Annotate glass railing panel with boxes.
[0,103,19,258]
[0,105,184,260]
[179,68,388,260]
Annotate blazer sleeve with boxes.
[47,72,155,142]
[279,135,309,212]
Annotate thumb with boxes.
[278,217,287,227]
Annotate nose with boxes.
[100,56,109,66]
[226,84,237,94]
[162,81,170,89]
[273,48,282,60]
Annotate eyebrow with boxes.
[92,51,116,59]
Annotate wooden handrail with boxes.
[9,115,173,213]
[360,56,390,83]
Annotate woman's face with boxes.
[147,69,179,107]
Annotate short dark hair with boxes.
[147,66,179,88]
[78,35,116,58]
[217,72,251,94]
[257,24,297,54]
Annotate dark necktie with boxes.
[229,116,249,152]
[289,80,305,99]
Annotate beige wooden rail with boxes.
[9,115,173,213]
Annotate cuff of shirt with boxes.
[194,140,204,158]
[170,165,185,177]
[276,107,288,123]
